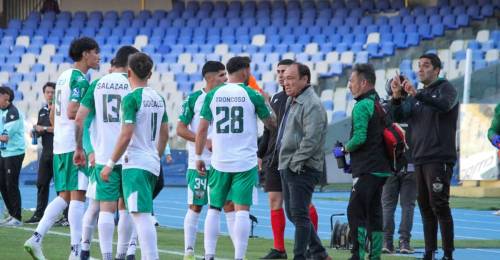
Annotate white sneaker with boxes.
[24,237,46,260]
[494,210,500,216]
[0,215,12,224]
[2,217,22,226]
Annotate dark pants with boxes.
[280,167,327,260]
[33,153,53,218]
[347,174,387,260]
[153,166,164,200]
[382,172,416,243]
[0,154,25,220]
[415,163,454,255]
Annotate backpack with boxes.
[374,101,408,173]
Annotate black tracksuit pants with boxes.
[33,153,53,218]
[347,173,387,260]
[0,154,25,220]
[415,163,454,255]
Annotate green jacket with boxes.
[488,103,500,141]
[0,104,25,157]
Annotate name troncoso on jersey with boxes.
[215,96,246,102]
[143,99,164,108]
[97,82,130,90]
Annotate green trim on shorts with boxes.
[122,168,157,213]
[94,164,123,201]
[187,169,208,206]
[53,152,88,192]
[208,166,258,208]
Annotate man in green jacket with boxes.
[0,86,26,226]
[334,64,391,260]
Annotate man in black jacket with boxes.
[25,82,55,224]
[390,53,458,260]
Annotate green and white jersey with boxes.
[178,89,212,169]
[81,73,130,165]
[200,83,271,172]
[53,68,90,154]
[121,87,168,176]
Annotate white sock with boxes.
[234,211,251,260]
[98,211,115,260]
[126,227,138,256]
[69,200,85,255]
[81,199,99,251]
[204,209,220,257]
[132,213,158,260]
[183,209,200,254]
[34,196,68,241]
[116,210,133,259]
[225,211,236,243]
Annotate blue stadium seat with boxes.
[481,40,495,51]
[322,100,334,110]
[480,5,494,17]
[367,43,381,58]
[259,44,273,53]
[289,44,303,53]
[453,50,466,60]
[381,42,395,56]
[431,23,445,36]
[467,5,482,20]
[336,42,349,53]
[443,15,458,29]
[474,60,487,70]
[456,14,470,27]
[355,51,369,64]
[274,44,288,53]
[351,42,363,53]
[419,24,433,40]
[406,33,420,46]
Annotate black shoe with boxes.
[399,240,414,254]
[420,251,435,260]
[55,217,69,227]
[260,248,287,259]
[24,216,41,224]
[126,255,136,260]
[441,257,453,260]
[80,250,90,260]
[382,240,394,254]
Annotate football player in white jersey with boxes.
[195,56,276,260]
[24,37,99,260]
[101,53,168,260]
[176,61,227,259]
[74,46,139,260]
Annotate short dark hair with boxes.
[291,62,311,84]
[278,59,295,66]
[69,37,100,62]
[419,53,442,70]
[113,46,139,68]
[0,86,14,102]
[43,82,56,92]
[352,63,376,86]
[226,56,250,74]
[128,52,153,80]
[202,61,225,77]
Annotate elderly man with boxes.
[277,62,330,260]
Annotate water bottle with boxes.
[31,127,38,145]
[334,141,347,169]
[0,129,7,150]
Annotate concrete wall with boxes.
[59,0,172,12]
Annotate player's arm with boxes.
[195,119,209,156]
[73,105,90,166]
[67,101,80,120]
[176,121,195,142]
[49,104,55,126]
[157,123,169,158]
[261,113,277,130]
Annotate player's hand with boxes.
[88,152,95,167]
[35,125,45,133]
[196,160,207,176]
[206,139,213,152]
[258,158,263,171]
[402,79,417,97]
[166,154,173,164]
[100,166,111,182]
[333,146,345,158]
[73,148,86,167]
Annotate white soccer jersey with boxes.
[121,87,168,176]
[81,73,130,165]
[53,68,89,154]
[200,83,271,172]
[178,89,212,169]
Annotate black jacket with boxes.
[257,90,287,170]
[390,79,459,165]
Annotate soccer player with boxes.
[24,37,100,260]
[100,52,168,260]
[176,61,227,259]
[74,46,139,260]
[196,56,276,260]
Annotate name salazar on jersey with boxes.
[97,82,130,90]
[215,96,246,102]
